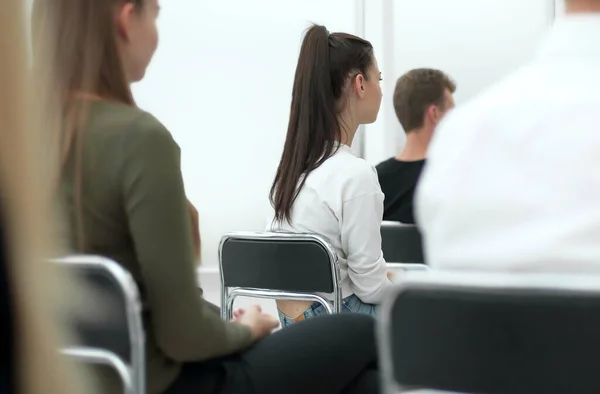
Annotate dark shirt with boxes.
[375,158,426,224]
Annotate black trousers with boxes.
[165,313,379,394]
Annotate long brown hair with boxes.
[269,24,375,223]
[1,0,95,392]
[31,0,142,249]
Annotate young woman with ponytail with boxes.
[270,25,392,327]
[32,0,381,392]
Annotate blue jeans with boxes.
[278,294,378,328]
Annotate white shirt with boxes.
[267,144,392,303]
[416,15,600,273]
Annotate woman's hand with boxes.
[231,308,246,322]
[235,305,279,340]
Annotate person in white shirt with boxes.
[416,0,600,273]
[268,24,392,327]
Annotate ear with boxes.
[115,2,136,41]
[354,74,366,98]
[426,105,440,124]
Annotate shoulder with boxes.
[326,148,382,199]
[128,112,175,147]
[349,157,379,185]
[375,157,396,173]
[121,105,173,144]
[90,101,177,151]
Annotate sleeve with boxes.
[120,115,253,362]
[187,200,201,261]
[340,187,393,305]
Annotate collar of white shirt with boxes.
[538,14,600,60]
[336,142,353,153]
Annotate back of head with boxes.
[32,0,135,103]
[1,0,96,393]
[31,0,139,167]
[32,0,151,249]
[393,68,456,133]
[270,24,377,223]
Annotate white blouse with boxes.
[268,144,392,303]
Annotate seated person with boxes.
[415,2,600,273]
[268,25,392,327]
[35,0,382,391]
[376,68,456,224]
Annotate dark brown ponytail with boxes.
[269,24,374,223]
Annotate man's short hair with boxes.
[393,68,456,132]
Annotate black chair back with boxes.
[380,222,424,264]
[219,232,338,293]
[379,272,600,394]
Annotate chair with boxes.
[51,255,145,394]
[380,221,426,271]
[378,271,600,394]
[218,232,342,320]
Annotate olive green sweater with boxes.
[59,100,253,393]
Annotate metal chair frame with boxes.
[52,255,146,394]
[218,232,342,320]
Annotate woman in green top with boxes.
[33,0,381,393]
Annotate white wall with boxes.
[364,0,555,164]
[133,0,360,270]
